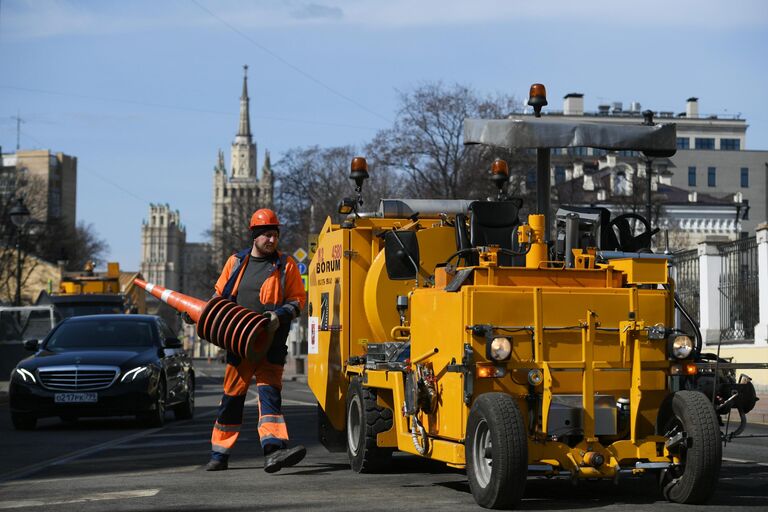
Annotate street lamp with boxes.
[9,196,30,306]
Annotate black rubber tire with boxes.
[660,390,722,504]
[346,377,394,473]
[174,374,195,420]
[11,412,36,430]
[466,393,527,509]
[140,378,166,428]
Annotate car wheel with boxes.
[11,412,37,431]
[174,374,195,420]
[140,378,166,428]
[466,393,528,509]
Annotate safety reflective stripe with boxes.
[259,434,284,444]
[258,415,286,425]
[211,444,233,454]
[214,422,242,433]
[278,253,288,305]
[258,417,288,440]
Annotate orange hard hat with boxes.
[249,208,279,229]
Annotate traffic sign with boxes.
[298,262,308,274]
[293,247,308,262]
[301,275,308,292]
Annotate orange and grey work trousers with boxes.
[210,356,287,460]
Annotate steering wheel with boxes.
[608,213,659,252]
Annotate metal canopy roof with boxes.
[463,117,677,156]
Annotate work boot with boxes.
[263,445,306,473]
[204,458,228,471]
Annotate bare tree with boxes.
[274,145,404,253]
[36,220,109,271]
[367,82,529,201]
[0,172,108,304]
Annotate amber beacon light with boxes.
[134,279,272,362]
[528,83,548,117]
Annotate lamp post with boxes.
[9,196,31,306]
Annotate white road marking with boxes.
[2,467,198,486]
[0,489,160,509]
[0,428,162,483]
[723,457,768,467]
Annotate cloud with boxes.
[2,0,766,40]
[290,3,343,21]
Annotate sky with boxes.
[1,0,767,272]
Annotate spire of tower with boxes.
[237,64,252,138]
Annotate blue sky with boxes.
[2,0,767,272]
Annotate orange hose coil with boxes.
[133,279,272,362]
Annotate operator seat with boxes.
[469,200,522,266]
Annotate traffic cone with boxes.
[134,279,272,363]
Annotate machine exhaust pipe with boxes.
[134,279,272,363]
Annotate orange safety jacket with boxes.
[214,248,306,364]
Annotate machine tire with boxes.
[466,393,527,509]
[11,412,36,430]
[140,377,167,428]
[174,374,195,420]
[346,377,393,473]
[660,390,721,504]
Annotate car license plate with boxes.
[54,392,97,403]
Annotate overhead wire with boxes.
[189,0,391,124]
[0,85,379,131]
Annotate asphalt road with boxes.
[0,360,766,511]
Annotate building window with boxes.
[707,167,716,187]
[695,138,715,150]
[721,138,741,151]
[688,166,696,187]
[569,147,588,157]
[526,170,536,189]
[741,167,749,187]
[676,137,690,149]
[614,171,629,196]
[554,166,566,185]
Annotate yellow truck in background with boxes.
[41,261,145,318]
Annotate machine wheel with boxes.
[466,393,527,509]
[346,377,393,473]
[140,378,167,428]
[174,374,195,420]
[11,412,37,430]
[660,390,721,504]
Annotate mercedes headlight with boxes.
[13,368,36,384]
[490,337,512,361]
[670,335,694,360]
[121,365,151,382]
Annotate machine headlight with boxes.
[121,365,151,382]
[489,337,512,360]
[670,335,694,359]
[13,368,36,384]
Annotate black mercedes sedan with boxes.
[9,314,194,430]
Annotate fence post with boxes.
[699,241,722,345]
[755,224,768,346]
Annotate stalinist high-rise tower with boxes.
[211,65,274,263]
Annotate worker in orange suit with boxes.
[205,208,307,472]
